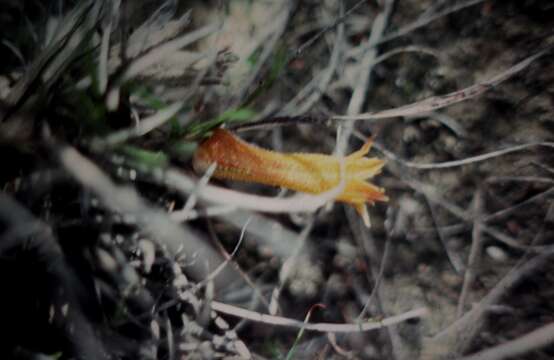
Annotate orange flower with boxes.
[193,129,387,226]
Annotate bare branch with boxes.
[211,301,428,333]
[335,49,550,121]
[57,145,236,286]
[458,322,554,360]
[457,188,484,317]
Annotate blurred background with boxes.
[0,1,553,359]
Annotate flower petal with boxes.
[193,129,387,227]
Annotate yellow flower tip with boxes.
[341,177,387,228]
[347,137,373,159]
[193,128,388,226]
[354,204,372,228]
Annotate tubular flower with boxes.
[193,129,387,226]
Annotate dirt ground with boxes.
[0,0,553,359]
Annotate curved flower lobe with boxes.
[193,129,387,226]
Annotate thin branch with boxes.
[229,115,331,132]
[335,48,550,121]
[194,216,251,289]
[404,111,468,138]
[280,3,345,116]
[338,0,395,161]
[347,44,441,62]
[346,0,395,116]
[423,195,464,273]
[458,322,554,360]
[487,176,554,185]
[269,218,315,315]
[457,188,484,318]
[211,210,310,259]
[345,204,407,360]
[174,162,217,221]
[57,145,235,286]
[293,0,366,59]
[204,215,273,314]
[415,186,554,239]
[163,167,345,214]
[211,301,428,333]
[408,180,531,251]
[95,101,184,147]
[374,141,554,170]
[426,246,554,358]
[171,204,237,221]
[348,0,486,57]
